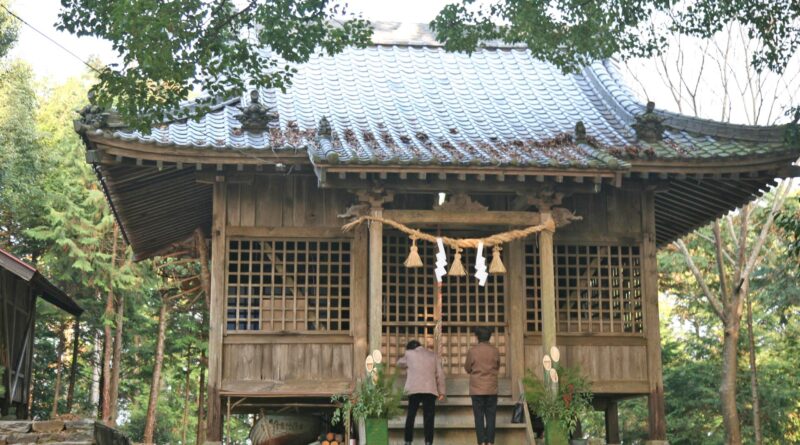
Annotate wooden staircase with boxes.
[387,378,533,445]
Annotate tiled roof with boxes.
[100,24,794,170]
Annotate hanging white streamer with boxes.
[435,237,447,283]
[474,241,488,286]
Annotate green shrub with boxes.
[524,364,593,436]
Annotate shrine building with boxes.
[75,23,799,445]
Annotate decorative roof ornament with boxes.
[574,121,586,143]
[74,90,111,132]
[632,101,666,142]
[236,90,278,133]
[317,116,332,139]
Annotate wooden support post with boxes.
[206,181,227,444]
[539,212,557,394]
[508,240,526,399]
[605,400,621,445]
[359,190,393,355]
[642,190,667,443]
[352,225,369,376]
[368,206,384,354]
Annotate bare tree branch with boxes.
[675,239,725,320]
[713,220,731,302]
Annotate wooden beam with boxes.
[383,208,578,227]
[206,182,227,443]
[226,227,351,238]
[642,190,667,440]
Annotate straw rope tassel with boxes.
[489,245,506,274]
[404,236,423,268]
[448,247,466,276]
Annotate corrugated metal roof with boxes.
[97,29,792,169]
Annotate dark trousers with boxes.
[471,395,498,444]
[405,393,436,443]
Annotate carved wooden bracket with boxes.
[513,190,565,211]
[355,188,395,210]
[433,192,488,212]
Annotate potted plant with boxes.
[524,365,593,445]
[332,365,403,445]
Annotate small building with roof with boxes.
[0,248,83,418]
[74,22,798,444]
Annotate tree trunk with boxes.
[101,225,119,425]
[143,299,169,445]
[720,316,742,445]
[181,350,192,445]
[746,293,762,445]
[66,317,81,413]
[195,350,206,445]
[109,293,125,425]
[91,332,101,416]
[51,321,67,418]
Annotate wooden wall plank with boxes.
[507,240,526,399]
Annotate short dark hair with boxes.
[406,340,421,350]
[475,327,492,342]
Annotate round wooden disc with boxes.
[550,346,561,363]
[549,368,559,383]
[542,355,552,371]
[372,349,383,364]
[365,355,375,373]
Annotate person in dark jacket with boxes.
[465,327,500,445]
[397,340,446,445]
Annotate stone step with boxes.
[389,418,528,430]
[400,397,518,407]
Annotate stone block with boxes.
[6,434,36,444]
[62,421,93,432]
[37,442,93,445]
[31,422,65,434]
[0,424,31,434]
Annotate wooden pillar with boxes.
[368,206,383,354]
[352,225,369,376]
[206,180,227,444]
[605,400,621,445]
[508,240,526,399]
[642,190,667,442]
[539,212,557,394]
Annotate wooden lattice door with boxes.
[382,233,507,376]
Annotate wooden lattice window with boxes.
[226,239,351,332]
[383,234,507,376]
[525,243,644,334]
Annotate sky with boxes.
[6,0,799,125]
[9,0,455,81]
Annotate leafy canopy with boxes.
[431,0,800,76]
[0,0,18,59]
[57,0,373,131]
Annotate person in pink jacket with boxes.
[397,340,446,445]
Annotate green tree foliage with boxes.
[56,0,373,130]
[431,0,799,75]
[0,0,18,59]
[776,196,800,261]
[0,62,207,442]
